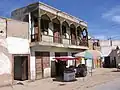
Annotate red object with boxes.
[53,56,78,61]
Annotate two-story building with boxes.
[11,2,89,80]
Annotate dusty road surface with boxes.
[0,68,120,90]
[89,78,120,90]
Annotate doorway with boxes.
[14,56,28,81]
[112,57,116,68]
[55,52,68,77]
[104,56,110,68]
[35,52,50,79]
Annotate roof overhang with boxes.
[68,45,89,50]
[30,42,89,50]
[53,56,78,61]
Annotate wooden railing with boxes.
[53,36,62,43]
[79,40,88,46]
[31,33,39,42]
[71,39,77,45]
[31,34,88,47]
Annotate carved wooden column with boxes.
[75,27,78,45]
[86,29,89,46]
[66,27,70,45]
[60,22,63,44]
[38,8,42,41]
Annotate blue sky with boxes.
[1,0,120,40]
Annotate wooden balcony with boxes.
[79,40,88,46]
[42,35,53,43]
[71,39,77,45]
[31,34,88,47]
[53,36,62,43]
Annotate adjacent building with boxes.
[100,40,120,68]
[11,2,89,80]
[88,38,102,68]
[88,38,100,51]
[0,17,29,86]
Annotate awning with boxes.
[53,56,78,61]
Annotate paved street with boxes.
[0,68,120,90]
[89,78,120,90]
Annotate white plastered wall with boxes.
[67,52,73,67]
[31,46,81,78]
[6,37,36,80]
[30,51,36,80]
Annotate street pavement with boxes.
[0,68,120,90]
[89,78,120,90]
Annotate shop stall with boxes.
[53,56,87,81]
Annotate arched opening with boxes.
[70,24,76,45]
[77,26,82,45]
[31,10,39,42]
[41,14,51,35]
[52,18,61,43]
[62,21,69,39]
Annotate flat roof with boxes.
[12,2,87,25]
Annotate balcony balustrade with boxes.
[31,34,88,47]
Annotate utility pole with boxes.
[109,37,112,46]
[107,35,120,46]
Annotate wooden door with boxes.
[104,56,110,68]
[42,52,50,69]
[14,56,28,81]
[21,56,28,80]
[35,52,50,79]
[14,56,22,80]
[35,55,43,79]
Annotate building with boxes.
[0,17,29,86]
[88,38,102,68]
[100,40,120,68]
[11,2,88,80]
[88,38,100,51]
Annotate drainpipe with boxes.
[38,7,41,41]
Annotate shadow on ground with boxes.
[52,77,77,82]
[111,69,120,72]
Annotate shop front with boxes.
[53,56,87,81]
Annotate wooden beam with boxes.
[60,22,63,43]
[75,27,78,45]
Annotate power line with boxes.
[107,35,120,40]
